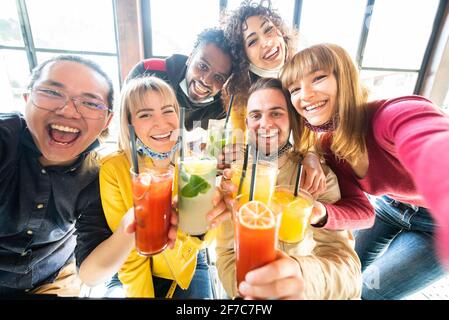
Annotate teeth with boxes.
[152,132,171,139]
[50,124,80,133]
[195,81,209,94]
[258,130,277,138]
[305,101,326,112]
[264,47,278,59]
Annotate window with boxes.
[26,0,117,53]
[0,0,28,112]
[0,0,24,47]
[360,70,418,99]
[226,0,295,27]
[0,0,120,116]
[150,0,220,56]
[0,49,30,112]
[362,0,439,70]
[298,0,366,59]
[360,0,440,99]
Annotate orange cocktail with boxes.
[272,186,314,244]
[234,199,277,287]
[230,160,277,203]
[131,167,173,256]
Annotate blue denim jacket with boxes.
[0,113,102,292]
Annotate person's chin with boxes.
[151,143,173,154]
[189,92,210,103]
[40,149,79,166]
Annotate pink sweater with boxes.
[322,96,449,265]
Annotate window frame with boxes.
[0,0,121,79]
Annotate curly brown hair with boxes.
[222,0,297,96]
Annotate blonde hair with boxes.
[280,43,369,167]
[118,76,180,164]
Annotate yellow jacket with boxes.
[99,151,212,298]
[215,156,362,299]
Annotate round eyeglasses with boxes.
[30,86,112,120]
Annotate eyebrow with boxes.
[248,106,286,113]
[39,80,105,101]
[244,19,269,41]
[200,57,228,78]
[307,69,325,77]
[40,80,65,89]
[136,105,175,113]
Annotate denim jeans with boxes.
[153,249,213,299]
[354,196,446,300]
[104,249,213,299]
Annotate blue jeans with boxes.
[354,196,446,300]
[104,249,213,299]
[153,249,213,299]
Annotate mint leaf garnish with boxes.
[180,174,211,198]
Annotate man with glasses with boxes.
[0,55,113,296]
[127,27,234,130]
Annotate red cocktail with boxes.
[131,167,173,256]
[234,199,277,287]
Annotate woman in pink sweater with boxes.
[280,43,449,299]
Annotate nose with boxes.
[54,98,82,119]
[300,83,315,102]
[261,36,273,48]
[151,112,164,127]
[259,114,273,130]
[202,71,213,86]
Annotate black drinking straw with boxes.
[294,163,303,197]
[179,107,185,161]
[237,143,250,196]
[248,147,259,202]
[224,94,234,129]
[129,124,139,175]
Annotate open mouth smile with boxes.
[303,100,328,113]
[263,46,280,61]
[150,131,173,142]
[48,123,81,145]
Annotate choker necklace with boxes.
[249,63,282,78]
[257,141,293,162]
[303,116,338,132]
[136,136,180,160]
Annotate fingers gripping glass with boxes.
[30,87,111,120]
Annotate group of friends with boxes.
[1,0,448,300]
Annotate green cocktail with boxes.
[178,156,217,236]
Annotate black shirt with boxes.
[126,54,226,130]
[0,112,107,293]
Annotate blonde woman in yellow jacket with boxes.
[77,77,229,298]
[215,78,361,299]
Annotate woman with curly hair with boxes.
[223,0,296,97]
[222,0,325,195]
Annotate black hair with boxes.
[193,27,231,57]
[27,55,114,111]
[223,0,296,95]
[192,27,235,78]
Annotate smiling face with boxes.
[185,43,232,103]
[243,15,286,70]
[246,88,290,155]
[130,90,179,154]
[288,70,338,126]
[24,60,112,166]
